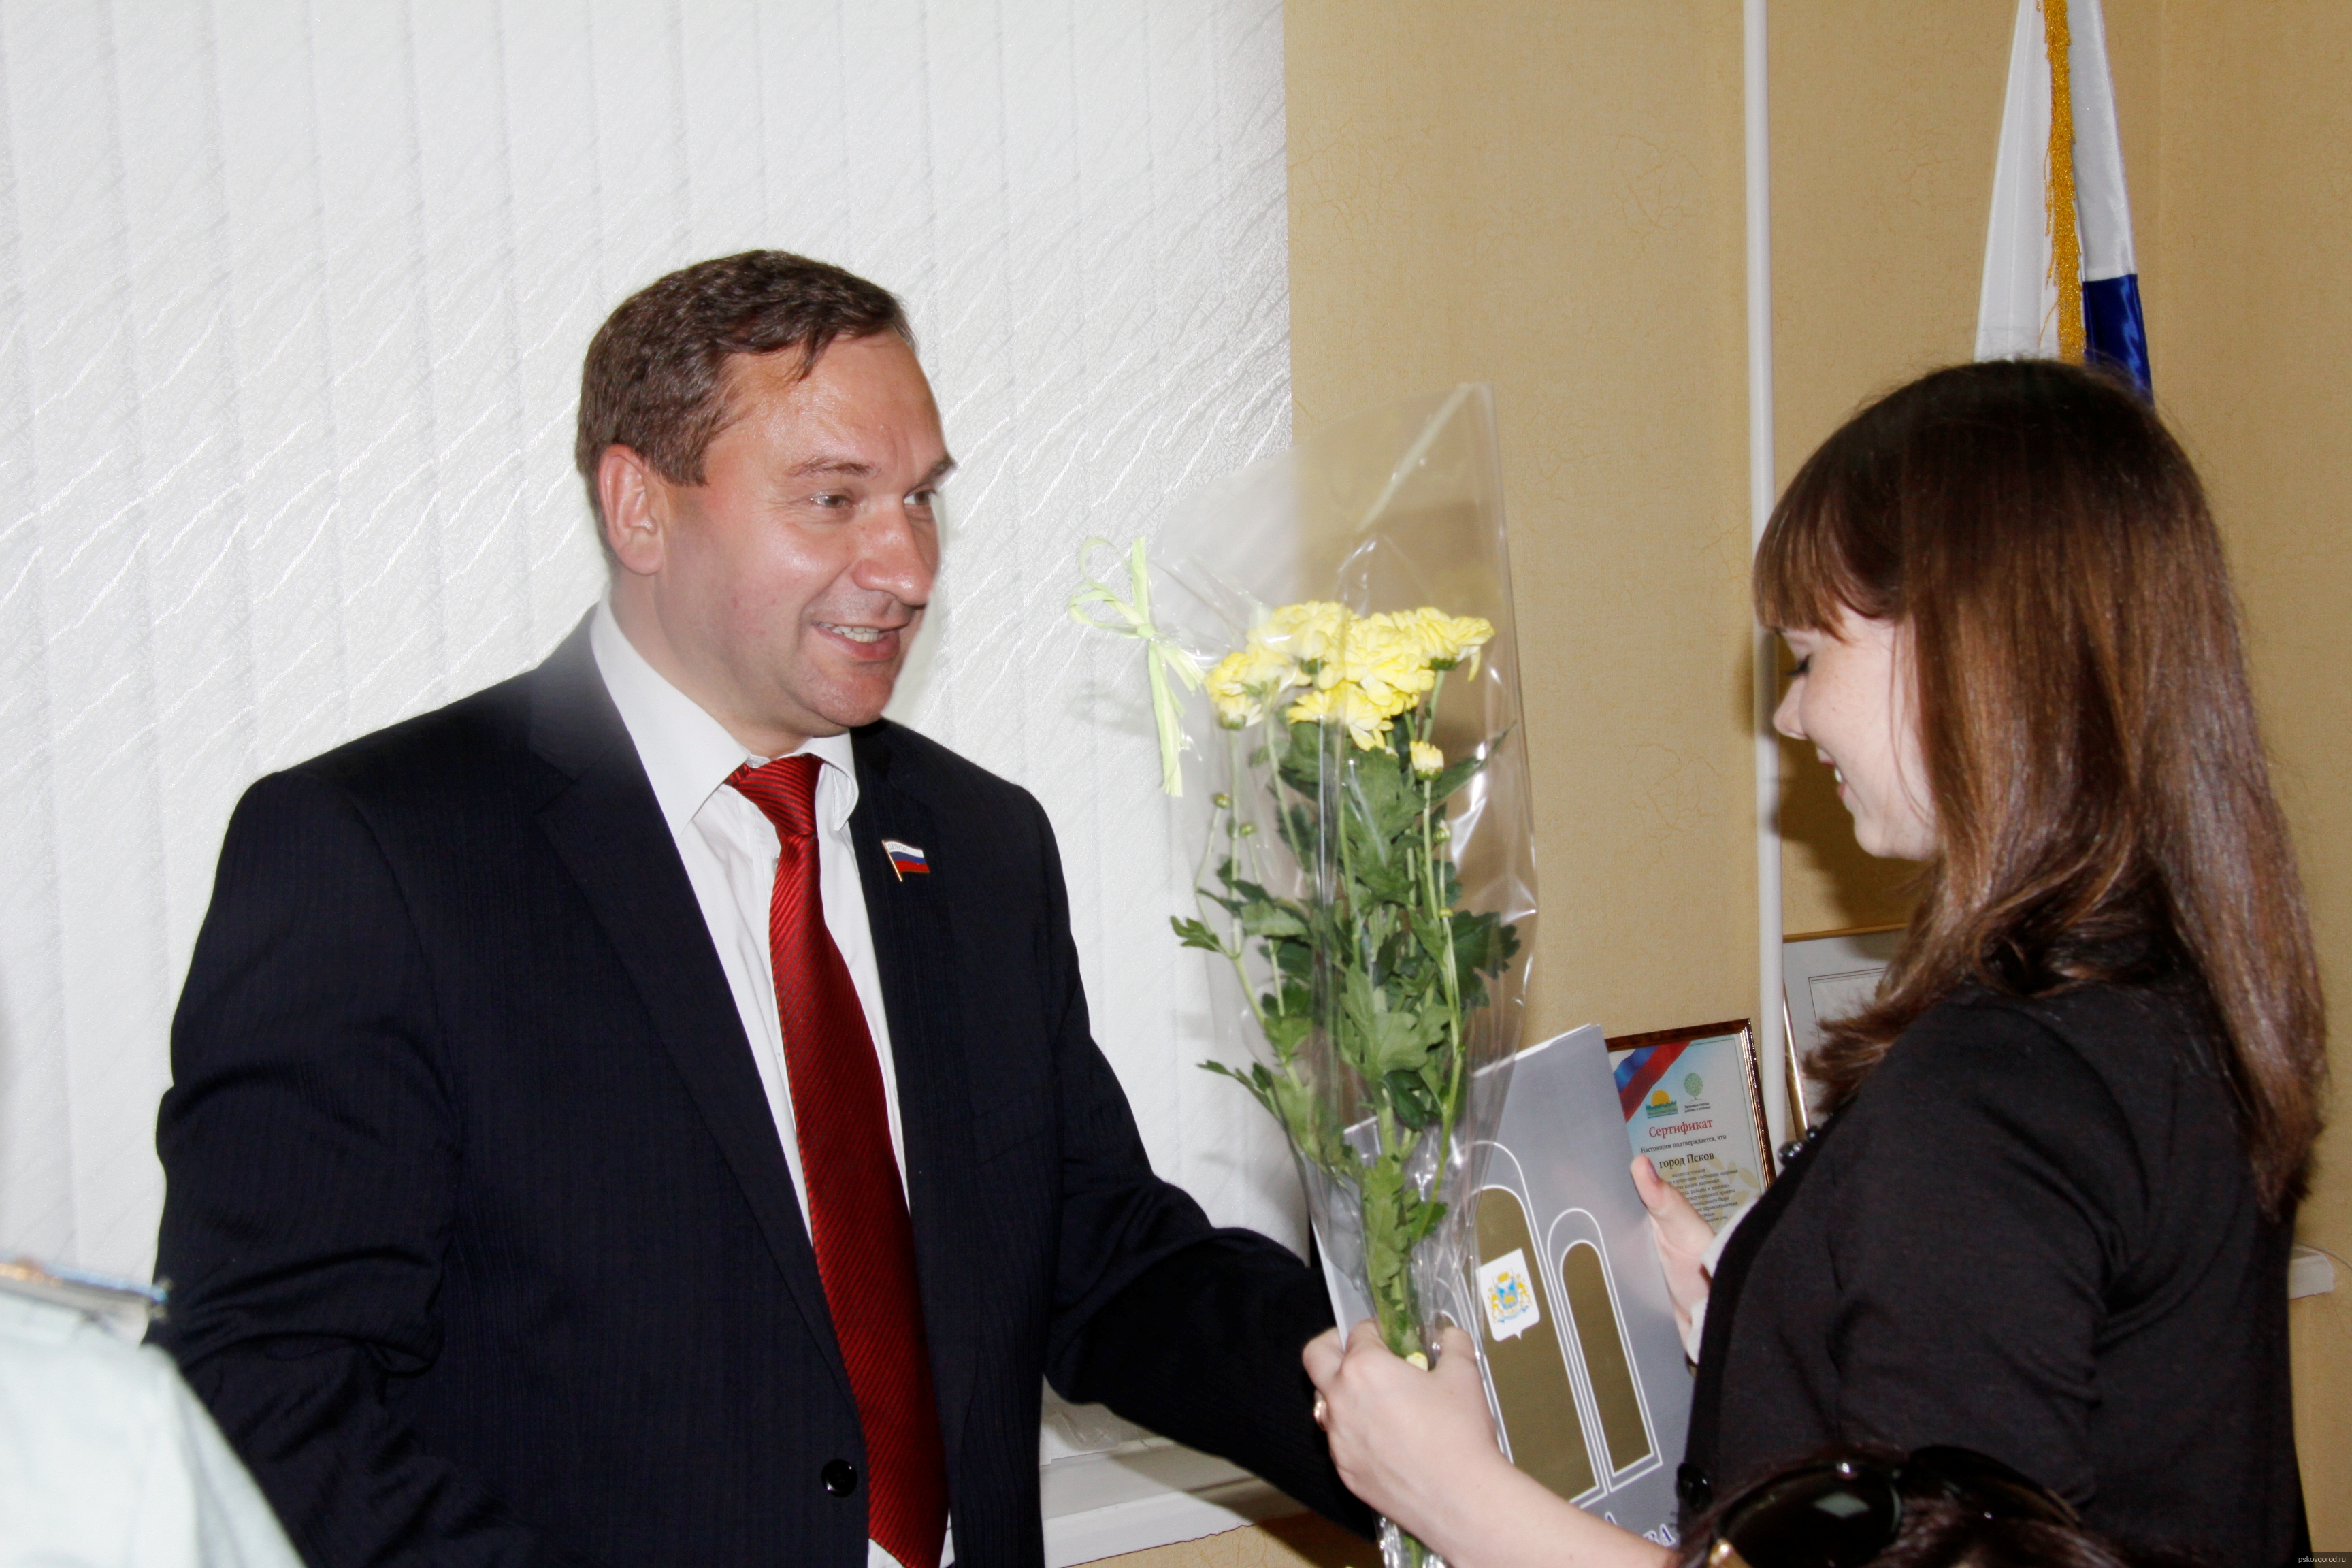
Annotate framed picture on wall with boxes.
[1603,1021,1771,1232]
[1781,924,1906,1132]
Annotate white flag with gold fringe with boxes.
[1976,0,2151,392]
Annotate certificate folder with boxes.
[1318,1026,1691,1546]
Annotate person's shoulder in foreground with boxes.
[1,1270,300,1568]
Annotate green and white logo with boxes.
[1683,1071,1704,1098]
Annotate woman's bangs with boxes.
[1753,487,1872,634]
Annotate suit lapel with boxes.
[526,625,855,1413]
[849,727,983,1468]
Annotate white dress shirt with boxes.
[591,602,907,1211]
[591,605,945,1568]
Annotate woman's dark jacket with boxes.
[1679,980,2306,1568]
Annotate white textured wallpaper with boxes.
[0,0,1297,1279]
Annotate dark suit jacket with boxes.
[152,621,1369,1567]
[1680,981,2304,1568]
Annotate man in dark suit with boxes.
[152,252,1367,1567]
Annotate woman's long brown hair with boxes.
[1755,361,2325,1214]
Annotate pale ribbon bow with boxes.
[1067,537,1203,796]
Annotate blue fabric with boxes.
[2084,273,2152,395]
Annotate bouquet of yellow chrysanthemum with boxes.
[1074,387,1535,1568]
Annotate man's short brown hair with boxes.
[573,251,913,535]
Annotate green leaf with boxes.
[1358,1154,1424,1355]
[1276,720,1324,794]
[1205,1058,1352,1173]
[1170,915,1225,953]
[1268,1068,1348,1169]
[1261,1011,1311,1056]
[1426,752,1488,805]
[1340,971,1441,1078]
[1410,910,1452,966]
[1449,911,1523,976]
[1275,803,1320,864]
[1344,814,1414,903]
[1458,967,1492,1014]
[1342,751,1422,845]
[1199,1059,1275,1118]
[1385,1068,1439,1129]
[1230,875,1281,906]
[1237,902,1308,939]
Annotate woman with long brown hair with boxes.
[1303,360,2322,1568]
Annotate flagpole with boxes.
[1744,0,1790,1159]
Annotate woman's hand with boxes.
[1631,1156,1714,1341]
[1302,1322,1673,1568]
[1303,1321,1505,1541]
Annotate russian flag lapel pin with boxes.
[883,839,930,881]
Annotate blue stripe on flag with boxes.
[2083,273,2152,396]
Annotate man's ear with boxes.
[598,445,668,576]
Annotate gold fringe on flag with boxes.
[2042,0,2085,362]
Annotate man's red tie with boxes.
[730,754,948,1568]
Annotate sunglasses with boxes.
[1701,1445,2081,1568]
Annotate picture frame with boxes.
[1602,1020,1773,1232]
[1780,924,1905,1133]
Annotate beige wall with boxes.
[2149,4,2352,1546]
[1094,2,2352,1561]
[1769,1,2013,936]
[1286,0,1757,1047]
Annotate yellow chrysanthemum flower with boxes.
[1205,640,1300,728]
[1245,600,1491,749]
[1340,617,1439,713]
[1410,740,1444,778]
[1385,607,1496,672]
[1285,681,1395,750]
[1258,600,1352,668]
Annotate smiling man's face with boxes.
[604,332,949,756]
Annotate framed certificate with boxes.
[1603,1021,1772,1232]
[1781,924,1905,1132]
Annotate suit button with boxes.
[1676,1460,1711,1514]
[822,1460,858,1497]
